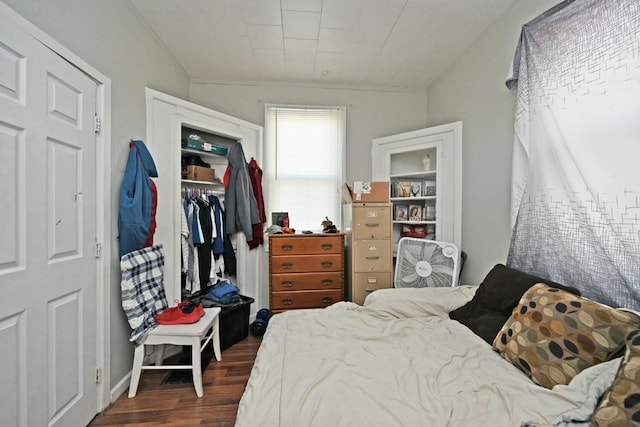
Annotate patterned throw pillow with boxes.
[493,283,640,389]
[592,330,640,426]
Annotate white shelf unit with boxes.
[180,134,228,197]
[372,122,462,253]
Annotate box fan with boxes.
[394,238,460,288]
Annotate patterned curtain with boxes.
[507,0,640,310]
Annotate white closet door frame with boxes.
[145,88,264,316]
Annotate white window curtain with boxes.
[507,0,640,309]
[265,105,346,232]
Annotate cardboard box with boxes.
[182,165,215,182]
[343,181,390,203]
[183,138,229,156]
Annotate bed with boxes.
[235,265,640,426]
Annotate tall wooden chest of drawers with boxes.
[344,203,393,304]
[269,233,345,314]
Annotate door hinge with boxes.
[94,115,101,133]
[95,243,103,259]
[95,368,102,384]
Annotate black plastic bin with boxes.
[219,295,254,351]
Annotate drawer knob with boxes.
[281,263,294,270]
[321,297,333,304]
[281,280,294,287]
[321,261,333,268]
[282,298,293,305]
[281,244,294,251]
[321,244,333,250]
[365,256,380,260]
[365,223,380,227]
[321,279,333,286]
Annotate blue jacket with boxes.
[118,140,158,257]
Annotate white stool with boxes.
[128,306,222,398]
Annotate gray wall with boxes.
[189,83,428,183]
[4,0,563,407]
[425,0,560,285]
[2,0,190,392]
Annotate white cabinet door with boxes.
[372,122,462,252]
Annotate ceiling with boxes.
[129,0,517,90]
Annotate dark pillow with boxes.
[458,313,512,345]
[449,264,580,344]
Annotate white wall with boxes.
[425,0,560,285]
[189,82,428,311]
[189,83,428,183]
[1,0,190,395]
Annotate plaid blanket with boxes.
[120,244,168,345]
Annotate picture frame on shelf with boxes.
[396,181,411,198]
[271,212,288,227]
[424,205,436,221]
[423,180,437,196]
[409,205,422,221]
[395,204,409,221]
[410,182,422,197]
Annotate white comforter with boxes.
[235,286,618,427]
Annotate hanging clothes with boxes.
[118,140,159,257]
[224,142,261,247]
[196,198,213,290]
[209,195,225,256]
[248,157,266,223]
[180,203,189,274]
[222,208,237,277]
[183,199,200,293]
[247,157,266,248]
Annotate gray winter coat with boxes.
[225,142,260,239]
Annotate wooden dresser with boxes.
[344,203,393,304]
[269,233,345,314]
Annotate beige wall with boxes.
[2,0,190,392]
[425,0,560,285]
[189,83,428,183]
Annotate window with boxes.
[265,105,346,232]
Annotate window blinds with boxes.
[265,105,346,231]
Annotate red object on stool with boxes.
[155,301,204,325]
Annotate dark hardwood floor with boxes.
[89,336,262,427]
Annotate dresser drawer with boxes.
[270,235,343,255]
[271,272,343,291]
[271,290,343,310]
[352,239,392,272]
[353,205,391,239]
[271,254,343,273]
[352,272,393,305]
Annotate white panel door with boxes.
[0,14,98,427]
